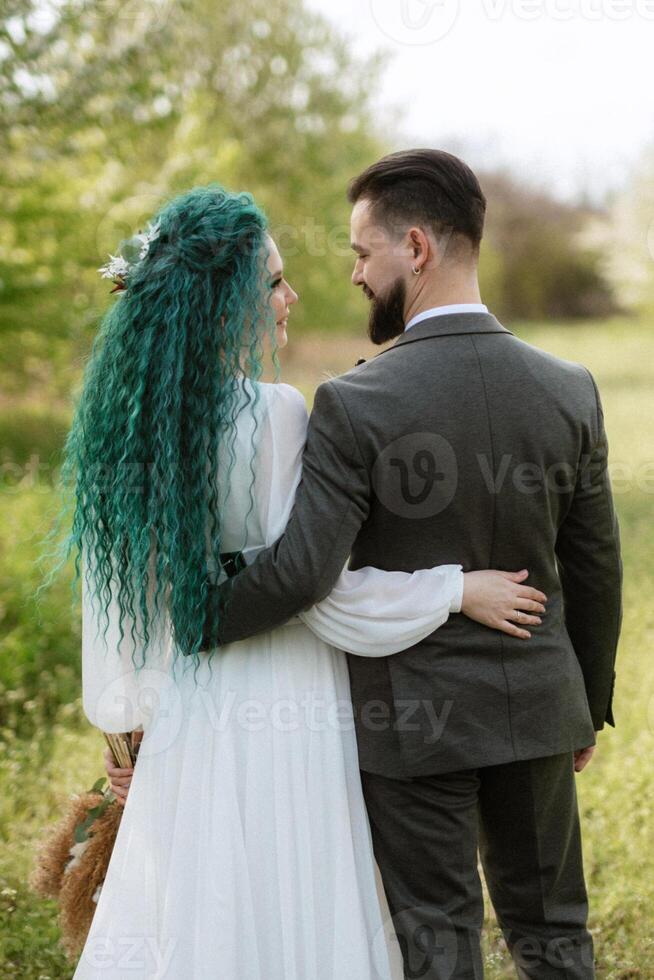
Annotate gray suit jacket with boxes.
[205,312,623,777]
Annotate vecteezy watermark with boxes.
[0,455,62,493]
[369,434,654,520]
[369,0,461,46]
[271,218,352,260]
[94,192,167,276]
[361,698,453,743]
[372,906,459,979]
[91,667,184,758]
[372,433,459,520]
[477,453,578,495]
[3,449,654,499]
[511,933,595,972]
[368,0,654,48]
[272,217,453,263]
[187,687,454,743]
[95,196,266,286]
[480,0,654,21]
[91,673,455,745]
[370,889,593,975]
[91,0,175,32]
[79,935,177,971]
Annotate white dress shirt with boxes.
[405,303,489,332]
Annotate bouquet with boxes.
[29,728,142,960]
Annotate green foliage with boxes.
[0,877,69,978]
[0,0,385,402]
[478,173,618,322]
[0,487,83,741]
[74,777,112,843]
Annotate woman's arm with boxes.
[298,564,546,657]
[81,542,167,732]
[298,563,462,656]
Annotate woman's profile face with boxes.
[265,235,298,349]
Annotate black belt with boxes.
[219,551,246,578]
[201,552,246,651]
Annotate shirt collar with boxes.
[405,303,489,332]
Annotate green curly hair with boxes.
[38,183,278,679]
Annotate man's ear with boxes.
[407,226,430,273]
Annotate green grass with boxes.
[0,316,652,977]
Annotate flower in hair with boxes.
[98,219,161,293]
[97,254,130,293]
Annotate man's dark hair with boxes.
[347,148,486,251]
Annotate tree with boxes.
[0,0,385,398]
[478,171,618,321]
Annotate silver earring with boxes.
[412,266,421,276]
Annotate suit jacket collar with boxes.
[383,311,513,355]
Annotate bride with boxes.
[69,184,546,978]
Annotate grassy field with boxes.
[0,316,652,977]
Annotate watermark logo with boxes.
[92,668,184,757]
[481,0,654,21]
[369,0,461,45]
[93,0,175,32]
[372,906,458,979]
[369,0,654,47]
[372,433,458,519]
[94,193,164,276]
[81,935,177,972]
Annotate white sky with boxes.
[306,0,654,202]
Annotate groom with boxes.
[202,149,622,979]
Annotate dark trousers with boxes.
[361,753,594,980]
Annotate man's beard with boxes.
[367,277,407,346]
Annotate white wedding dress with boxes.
[73,379,463,980]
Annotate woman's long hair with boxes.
[38,183,276,676]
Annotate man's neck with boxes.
[404,280,483,326]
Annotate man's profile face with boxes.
[350,199,406,299]
[350,199,410,344]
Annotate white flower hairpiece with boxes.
[98,218,161,293]
[133,219,162,260]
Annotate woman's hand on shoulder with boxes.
[461,569,547,640]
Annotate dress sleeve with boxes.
[81,542,168,733]
[253,382,309,548]
[255,383,464,657]
[299,563,463,657]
